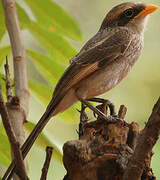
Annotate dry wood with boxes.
[63,99,159,180]
[123,98,160,180]
[40,147,53,180]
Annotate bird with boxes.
[3,2,158,179]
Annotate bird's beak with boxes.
[136,4,159,18]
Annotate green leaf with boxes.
[29,80,78,123]
[24,121,62,162]
[0,3,6,41]
[29,80,52,105]
[0,123,6,135]
[0,28,6,42]
[24,0,82,40]
[29,22,77,62]
[0,73,8,99]
[0,133,11,167]
[16,2,31,29]
[27,50,66,85]
[0,46,11,68]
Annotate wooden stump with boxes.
[63,102,156,180]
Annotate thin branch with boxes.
[4,57,13,102]
[78,103,88,138]
[2,1,29,179]
[2,0,29,115]
[123,97,160,180]
[40,147,53,180]
[0,86,29,180]
[118,105,127,120]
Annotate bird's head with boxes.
[100,2,159,33]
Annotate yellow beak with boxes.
[136,4,159,18]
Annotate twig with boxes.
[40,146,53,180]
[123,97,160,180]
[118,105,127,120]
[78,103,88,138]
[0,86,29,180]
[4,57,13,102]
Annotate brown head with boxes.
[100,2,159,33]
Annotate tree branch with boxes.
[40,147,53,180]
[2,1,29,179]
[123,97,160,180]
[0,86,29,180]
[118,105,127,120]
[2,0,29,115]
[4,57,13,102]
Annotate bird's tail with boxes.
[22,107,55,157]
[3,87,78,179]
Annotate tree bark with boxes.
[63,98,160,180]
[2,0,29,179]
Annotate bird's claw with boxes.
[106,115,122,123]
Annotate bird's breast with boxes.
[125,33,143,65]
[75,34,143,99]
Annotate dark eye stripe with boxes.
[118,5,145,26]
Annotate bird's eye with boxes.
[124,9,134,18]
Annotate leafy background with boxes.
[0,0,159,179]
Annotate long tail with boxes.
[2,103,57,180]
[3,87,78,179]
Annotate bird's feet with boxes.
[87,98,121,122]
[77,96,121,123]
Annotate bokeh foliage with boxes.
[0,0,82,179]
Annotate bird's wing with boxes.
[50,29,132,108]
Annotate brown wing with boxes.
[49,29,132,110]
